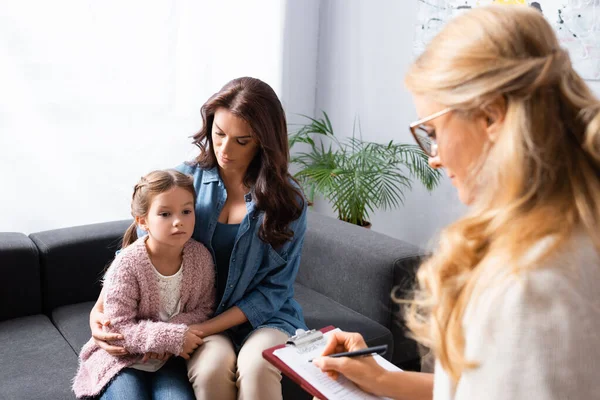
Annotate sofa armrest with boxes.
[0,233,41,321]
[29,220,132,314]
[297,212,425,335]
[391,252,428,365]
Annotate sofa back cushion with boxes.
[0,233,42,321]
[29,220,131,313]
[298,213,424,329]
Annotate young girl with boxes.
[73,169,215,399]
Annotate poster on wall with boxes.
[415,0,600,81]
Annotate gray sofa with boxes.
[0,212,425,399]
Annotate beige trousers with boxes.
[186,328,289,400]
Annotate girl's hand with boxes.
[141,352,172,363]
[90,302,127,356]
[179,328,204,360]
[312,331,388,396]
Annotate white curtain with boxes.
[0,0,294,233]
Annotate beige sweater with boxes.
[433,231,600,400]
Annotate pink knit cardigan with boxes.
[72,237,215,398]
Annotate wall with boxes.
[312,0,600,248]
[0,0,291,233]
[281,0,321,127]
[4,0,599,246]
[312,0,466,248]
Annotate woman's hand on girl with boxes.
[90,302,127,356]
[179,328,205,360]
[312,331,388,397]
[188,322,210,338]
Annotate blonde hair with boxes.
[404,5,600,382]
[122,170,196,248]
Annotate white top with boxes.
[433,230,600,400]
[129,263,183,372]
[153,264,183,322]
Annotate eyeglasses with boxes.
[409,108,452,157]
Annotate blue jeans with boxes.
[99,358,195,400]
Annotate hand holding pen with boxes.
[308,344,387,363]
[311,331,391,396]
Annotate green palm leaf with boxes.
[289,111,442,226]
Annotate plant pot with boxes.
[340,219,372,229]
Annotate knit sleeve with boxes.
[169,242,216,326]
[104,255,188,355]
[452,266,599,399]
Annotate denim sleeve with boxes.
[136,226,147,239]
[174,162,193,174]
[235,204,307,328]
[113,228,146,258]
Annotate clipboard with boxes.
[263,325,335,400]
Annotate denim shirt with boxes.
[175,163,308,345]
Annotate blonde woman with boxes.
[313,5,600,400]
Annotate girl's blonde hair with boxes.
[404,5,600,382]
[122,170,196,248]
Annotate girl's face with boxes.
[137,186,195,248]
[211,107,260,175]
[412,95,493,205]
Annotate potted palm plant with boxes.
[289,112,441,227]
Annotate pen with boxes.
[308,344,388,363]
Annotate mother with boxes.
[91,77,307,399]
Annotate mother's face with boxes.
[412,95,495,205]
[211,107,260,174]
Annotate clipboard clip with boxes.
[286,329,324,348]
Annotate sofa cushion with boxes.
[298,213,423,332]
[52,302,95,354]
[52,289,393,400]
[0,233,41,322]
[54,286,396,360]
[294,282,393,357]
[0,314,77,399]
[29,220,131,314]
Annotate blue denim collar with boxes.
[201,167,220,184]
[202,166,254,203]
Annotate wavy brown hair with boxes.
[403,6,600,382]
[192,77,304,248]
[122,170,196,249]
